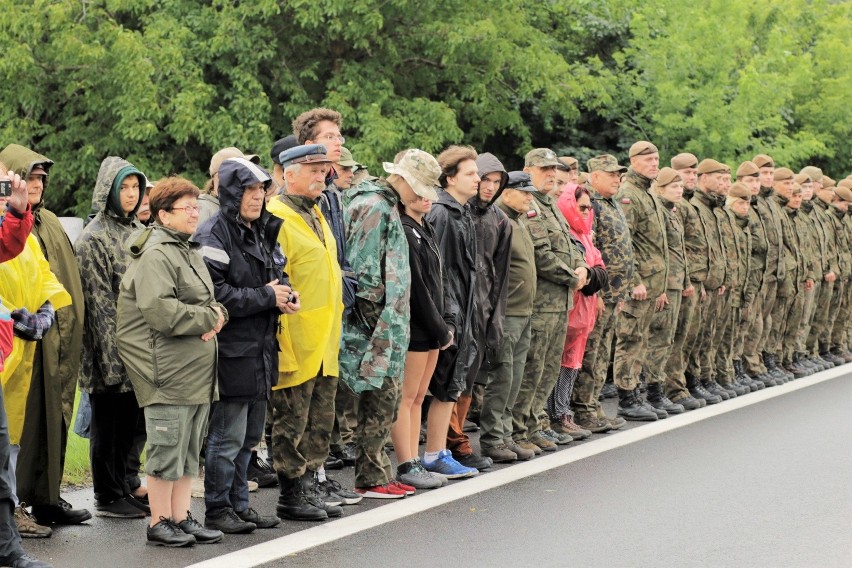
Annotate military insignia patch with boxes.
[621,198,631,204]
[527,210,538,219]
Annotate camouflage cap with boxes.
[587,154,627,173]
[628,141,658,158]
[727,182,751,201]
[696,158,726,175]
[752,154,775,168]
[799,166,823,182]
[822,175,836,189]
[505,170,537,192]
[337,147,360,168]
[655,167,682,187]
[736,161,760,178]
[524,148,559,168]
[671,153,698,170]
[773,167,795,181]
[557,156,579,171]
[836,186,852,202]
[383,149,441,201]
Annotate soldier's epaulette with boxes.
[527,210,538,219]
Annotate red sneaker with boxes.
[389,480,416,496]
[353,484,407,499]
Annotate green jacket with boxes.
[746,197,769,297]
[777,196,808,297]
[690,189,726,290]
[617,168,669,296]
[117,226,225,407]
[829,205,852,278]
[809,198,840,277]
[679,189,709,291]
[662,198,689,291]
[727,209,752,308]
[496,201,537,316]
[758,186,787,282]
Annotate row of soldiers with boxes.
[576,144,852,429]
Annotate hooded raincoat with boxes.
[76,157,145,394]
[193,158,286,402]
[557,191,606,368]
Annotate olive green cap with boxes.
[736,161,760,178]
[671,153,698,170]
[728,182,751,201]
[773,167,795,181]
[752,154,775,168]
[799,166,823,182]
[697,159,726,175]
[655,167,682,187]
[629,141,658,158]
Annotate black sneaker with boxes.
[6,552,54,568]
[248,451,278,487]
[147,516,196,547]
[31,498,92,525]
[236,507,280,529]
[318,477,363,505]
[453,452,493,470]
[205,508,257,534]
[95,497,146,519]
[126,494,151,515]
[178,512,224,543]
[329,442,356,467]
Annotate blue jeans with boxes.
[0,382,24,563]
[204,399,266,517]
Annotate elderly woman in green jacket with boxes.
[117,177,227,547]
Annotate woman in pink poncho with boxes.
[548,185,608,432]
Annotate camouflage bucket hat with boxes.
[337,147,360,168]
[383,149,440,201]
[587,154,627,173]
[524,148,559,168]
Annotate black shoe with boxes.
[95,497,145,518]
[147,517,196,547]
[237,507,280,529]
[453,452,493,471]
[617,388,658,421]
[702,379,731,400]
[5,553,54,568]
[126,494,151,515]
[647,384,684,415]
[248,451,278,487]
[275,473,328,522]
[324,455,345,470]
[600,381,618,399]
[205,508,257,534]
[329,442,356,467]
[178,512,223,544]
[31,498,92,525]
[688,378,721,405]
[307,474,343,518]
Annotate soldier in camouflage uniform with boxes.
[611,141,669,421]
[829,186,852,358]
[340,150,430,497]
[667,154,719,405]
[572,155,633,432]
[644,167,691,413]
[511,148,588,453]
[820,181,852,362]
[687,159,733,400]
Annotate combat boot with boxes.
[687,374,721,405]
[701,378,730,400]
[817,352,837,368]
[634,386,667,419]
[276,473,328,522]
[307,472,343,518]
[669,391,702,411]
[734,360,761,391]
[646,383,684,415]
[830,347,852,363]
[782,358,807,379]
[616,388,658,421]
[763,351,788,382]
[796,353,817,373]
[823,350,845,366]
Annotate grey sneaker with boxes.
[396,459,444,489]
[541,428,573,446]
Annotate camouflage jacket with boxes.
[678,189,709,290]
[828,205,852,278]
[617,169,669,296]
[527,190,586,313]
[808,199,840,277]
[589,183,635,304]
[689,190,726,290]
[799,201,825,280]
[746,197,769,295]
[843,212,852,280]
[758,186,787,281]
[661,199,689,291]
[339,179,411,393]
[727,210,752,308]
[76,157,144,393]
[716,206,742,290]
[777,197,809,297]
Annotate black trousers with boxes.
[89,391,141,504]
[0,382,24,563]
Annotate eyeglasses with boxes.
[578,205,592,212]
[317,133,345,145]
[170,205,200,215]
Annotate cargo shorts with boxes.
[144,403,210,481]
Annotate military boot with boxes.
[634,386,667,419]
[763,351,789,382]
[669,390,703,411]
[616,388,658,421]
[783,358,807,379]
[276,473,328,522]
[646,383,684,415]
[734,360,761,391]
[823,349,845,366]
[830,346,852,363]
[795,353,817,374]
[307,472,343,518]
[687,374,721,405]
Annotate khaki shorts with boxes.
[144,403,210,481]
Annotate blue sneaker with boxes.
[422,450,479,479]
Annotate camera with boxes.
[0,177,11,198]
[288,291,297,303]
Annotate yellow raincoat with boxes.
[0,235,71,444]
[267,198,343,389]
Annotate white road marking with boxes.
[186,368,846,568]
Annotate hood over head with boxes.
[474,152,509,210]
[0,144,55,206]
[92,156,146,219]
[557,186,593,236]
[216,157,272,222]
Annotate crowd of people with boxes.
[0,105,850,564]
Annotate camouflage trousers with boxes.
[572,301,617,418]
[354,375,400,488]
[796,281,818,355]
[830,279,851,350]
[733,304,749,360]
[330,381,359,453]
[664,289,699,399]
[687,287,724,380]
[713,291,735,383]
[613,297,656,391]
[743,276,776,376]
[773,289,805,363]
[480,315,531,449]
[644,290,681,386]
[511,310,567,441]
[810,279,836,353]
[270,376,338,480]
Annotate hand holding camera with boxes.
[0,170,28,213]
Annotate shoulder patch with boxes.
[526,210,538,219]
[621,198,631,205]
[200,246,230,265]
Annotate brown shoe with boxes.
[15,505,52,538]
[573,413,612,434]
[603,415,626,430]
[481,444,517,464]
[557,416,592,440]
[505,441,535,461]
[514,438,543,455]
[528,433,557,452]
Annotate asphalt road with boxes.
[24,374,852,568]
